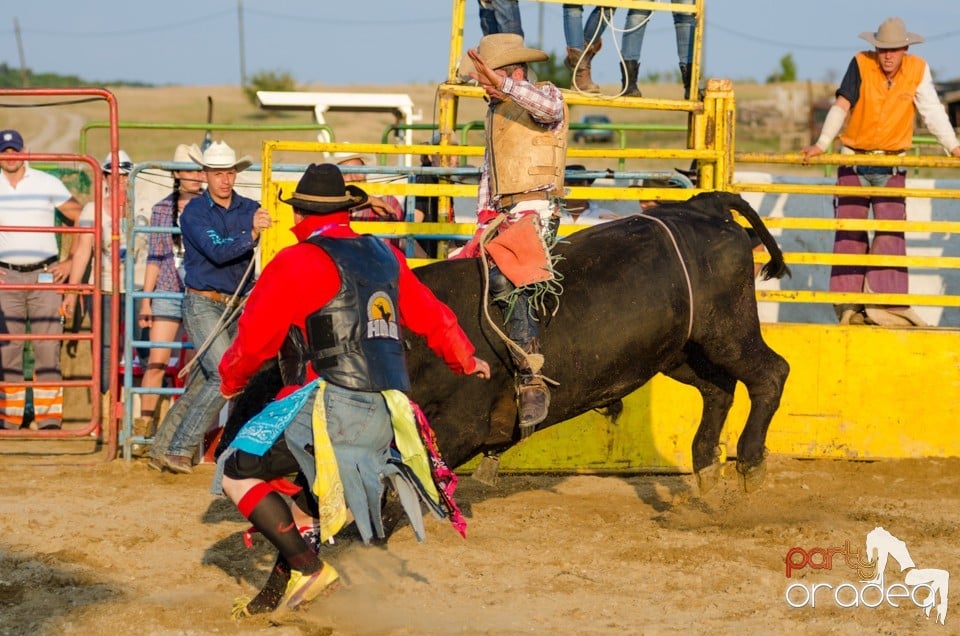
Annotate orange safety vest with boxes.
[840,51,926,153]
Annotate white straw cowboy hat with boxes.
[187,141,252,172]
[172,143,201,165]
[859,17,924,49]
[458,33,548,80]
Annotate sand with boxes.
[0,449,957,635]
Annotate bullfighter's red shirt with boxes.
[219,212,478,398]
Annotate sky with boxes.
[2,1,960,88]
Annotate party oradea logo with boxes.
[784,526,949,626]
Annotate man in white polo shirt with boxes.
[0,129,82,430]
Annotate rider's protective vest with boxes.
[488,86,568,199]
[279,235,410,392]
[840,51,925,153]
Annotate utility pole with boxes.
[237,0,247,88]
[14,18,28,87]
[537,3,544,51]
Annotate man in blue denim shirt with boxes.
[150,141,272,473]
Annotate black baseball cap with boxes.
[0,130,24,152]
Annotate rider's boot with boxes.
[514,338,550,432]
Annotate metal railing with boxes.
[0,88,121,460]
[733,151,960,316]
[79,121,336,155]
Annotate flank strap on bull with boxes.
[637,212,694,341]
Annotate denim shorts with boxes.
[150,295,183,320]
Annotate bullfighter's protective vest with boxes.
[488,85,568,198]
[279,235,410,392]
[840,51,925,153]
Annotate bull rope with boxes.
[637,213,694,341]
[477,215,558,385]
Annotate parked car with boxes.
[572,114,614,143]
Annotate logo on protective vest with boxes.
[366,292,399,340]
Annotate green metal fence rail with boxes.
[78,122,336,154]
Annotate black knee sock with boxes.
[245,553,291,614]
[239,483,320,574]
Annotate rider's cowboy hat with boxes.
[187,141,252,172]
[279,163,368,215]
[458,33,548,80]
[859,17,924,49]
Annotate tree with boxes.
[766,53,797,84]
[243,69,297,106]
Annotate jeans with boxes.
[151,292,238,459]
[562,5,614,48]
[621,0,695,65]
[478,0,523,37]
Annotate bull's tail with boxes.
[723,194,791,281]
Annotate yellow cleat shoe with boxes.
[281,562,340,610]
[231,596,253,620]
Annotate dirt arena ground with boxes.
[0,444,958,635]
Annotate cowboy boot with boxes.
[679,63,692,98]
[620,60,641,97]
[131,414,155,457]
[513,338,550,431]
[565,40,601,93]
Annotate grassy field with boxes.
[1,79,953,191]
[0,81,818,177]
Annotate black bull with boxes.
[219,191,790,494]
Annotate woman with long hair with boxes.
[135,144,204,440]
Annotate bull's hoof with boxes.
[736,459,767,493]
[472,454,501,487]
[695,462,723,495]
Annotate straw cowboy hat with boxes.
[458,33,548,79]
[279,163,368,215]
[187,141,252,172]
[859,17,924,49]
[172,143,201,165]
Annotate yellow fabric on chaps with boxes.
[309,382,441,542]
[310,382,348,542]
[382,389,441,506]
